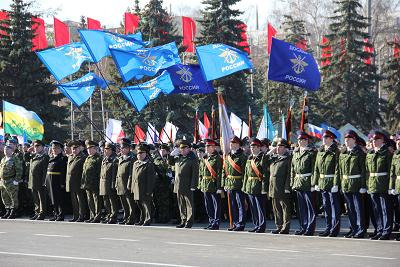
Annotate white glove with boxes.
[170,179,175,185]
[284,190,291,194]
[331,185,339,193]
[261,191,267,195]
[12,180,19,186]
[216,189,223,194]
[224,187,229,191]
[391,189,397,195]
[170,148,180,157]
[310,186,315,192]
[359,188,367,194]
[314,185,320,191]
[190,188,196,191]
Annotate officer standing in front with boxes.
[390,133,400,241]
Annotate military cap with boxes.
[344,130,358,139]
[137,143,149,153]
[323,130,337,139]
[356,136,366,147]
[50,140,64,148]
[276,138,288,147]
[205,139,217,146]
[371,130,386,140]
[160,143,170,151]
[179,140,190,148]
[388,139,396,149]
[297,131,311,140]
[98,140,106,148]
[104,142,115,150]
[261,138,271,147]
[197,142,205,149]
[33,140,45,146]
[85,140,98,148]
[250,138,262,147]
[120,138,131,148]
[70,140,81,148]
[230,136,242,145]
[191,143,198,149]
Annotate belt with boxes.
[320,174,334,179]
[369,172,388,177]
[295,173,312,178]
[228,175,242,179]
[397,176,400,180]
[203,176,215,180]
[343,174,361,179]
[248,176,262,181]
[47,172,62,175]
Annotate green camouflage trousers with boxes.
[0,182,19,209]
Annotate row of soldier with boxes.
[0,129,399,241]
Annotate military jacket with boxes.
[221,149,247,191]
[46,153,67,187]
[242,152,269,195]
[269,152,292,198]
[28,152,49,190]
[81,154,102,191]
[99,155,118,196]
[115,154,135,195]
[130,158,156,200]
[366,145,392,193]
[168,151,199,194]
[336,145,366,193]
[66,152,87,193]
[0,155,23,185]
[291,146,316,191]
[153,155,172,188]
[198,152,222,193]
[313,143,340,191]
[390,150,400,192]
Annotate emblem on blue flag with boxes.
[196,44,253,81]
[58,73,109,107]
[120,71,175,112]
[268,38,321,91]
[36,42,93,81]
[166,64,215,95]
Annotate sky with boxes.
[0,0,274,31]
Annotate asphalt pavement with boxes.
[0,218,399,266]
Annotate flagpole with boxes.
[88,64,94,140]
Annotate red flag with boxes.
[296,39,307,51]
[182,16,196,53]
[267,23,277,54]
[394,35,399,59]
[237,23,250,54]
[117,129,126,143]
[0,11,9,36]
[321,36,332,67]
[194,110,199,143]
[363,38,374,65]
[54,18,70,47]
[32,17,47,51]
[248,106,253,138]
[300,95,308,132]
[124,13,139,35]
[203,112,210,138]
[285,106,292,143]
[134,125,146,144]
[87,17,101,30]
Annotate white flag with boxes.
[218,93,234,154]
[146,123,159,144]
[106,118,123,143]
[160,122,179,143]
[198,120,208,140]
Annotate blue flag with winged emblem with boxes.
[36,42,94,81]
[268,38,321,91]
[79,30,147,63]
[196,44,253,81]
[58,73,109,107]
[166,64,215,94]
[120,71,175,112]
[110,42,181,82]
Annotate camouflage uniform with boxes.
[153,155,172,223]
[0,155,23,214]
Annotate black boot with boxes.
[7,209,16,219]
[1,209,10,219]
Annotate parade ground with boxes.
[0,217,398,267]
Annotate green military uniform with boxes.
[116,154,136,224]
[20,150,33,215]
[198,152,222,193]
[242,153,269,195]
[28,151,49,218]
[0,154,22,217]
[81,153,102,222]
[390,149,400,193]
[66,151,87,220]
[221,149,247,191]
[153,155,172,223]
[99,154,118,223]
[269,150,292,233]
[130,156,156,225]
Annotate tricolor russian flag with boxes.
[308,123,323,139]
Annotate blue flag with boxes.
[120,71,175,112]
[166,64,215,94]
[79,30,147,63]
[196,44,253,81]
[268,38,321,91]
[36,42,94,81]
[110,42,181,82]
[58,73,109,107]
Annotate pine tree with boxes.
[134,0,141,15]
[196,0,251,123]
[0,0,67,141]
[317,0,382,132]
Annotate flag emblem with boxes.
[290,53,308,74]
[62,47,91,68]
[219,48,238,64]
[137,50,158,66]
[176,66,193,83]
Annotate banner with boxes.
[167,64,214,95]
[218,93,234,154]
[256,104,275,140]
[54,18,70,47]
[105,118,123,143]
[32,17,47,51]
[159,121,179,143]
[87,17,101,30]
[145,123,158,144]
[182,16,196,53]
[124,13,139,35]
